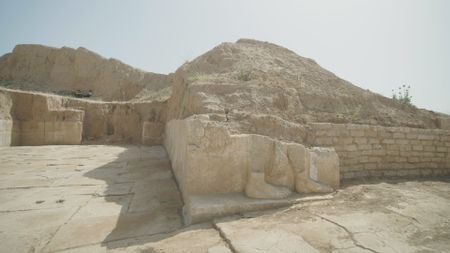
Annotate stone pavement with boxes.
[0,145,227,252]
[0,145,449,253]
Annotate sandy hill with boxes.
[0,39,448,130]
[168,39,448,130]
[0,44,171,101]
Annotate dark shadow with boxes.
[82,145,202,249]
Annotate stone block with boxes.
[315,137,333,146]
[393,133,405,139]
[309,147,340,189]
[424,146,436,152]
[382,139,395,144]
[334,137,353,145]
[386,150,399,156]
[358,144,372,150]
[245,172,291,199]
[408,157,420,163]
[44,121,82,145]
[410,140,421,145]
[20,121,45,145]
[364,163,378,170]
[0,120,14,146]
[352,171,369,178]
[364,129,378,137]
[421,140,433,146]
[418,134,434,140]
[142,121,164,145]
[368,138,380,144]
[368,157,382,163]
[343,145,357,151]
[412,145,423,151]
[354,137,368,144]
[368,170,383,177]
[406,133,418,139]
[436,146,447,152]
[378,132,393,138]
[386,144,400,150]
[395,139,409,145]
[371,150,386,156]
[384,170,398,177]
[350,130,365,137]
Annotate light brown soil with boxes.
[168,39,450,130]
[0,45,171,101]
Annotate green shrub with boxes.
[392,85,412,105]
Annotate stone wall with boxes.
[308,123,450,179]
[164,116,340,224]
[0,91,18,145]
[0,88,166,145]
[0,120,19,146]
[66,99,166,144]
[164,116,249,199]
[1,89,84,145]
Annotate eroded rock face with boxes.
[0,44,171,101]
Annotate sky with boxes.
[1,0,449,114]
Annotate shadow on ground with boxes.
[82,145,295,251]
[82,145,189,249]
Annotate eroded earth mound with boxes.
[0,44,171,101]
[168,39,448,132]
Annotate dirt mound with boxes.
[0,44,170,101]
[168,39,448,130]
[1,39,448,129]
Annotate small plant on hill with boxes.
[237,67,252,81]
[392,85,412,105]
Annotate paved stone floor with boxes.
[0,145,227,253]
[0,145,449,253]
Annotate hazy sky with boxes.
[1,0,449,113]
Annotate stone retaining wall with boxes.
[308,123,450,179]
[66,99,166,144]
[164,116,340,224]
[1,90,84,145]
[0,88,166,145]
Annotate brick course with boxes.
[308,123,450,179]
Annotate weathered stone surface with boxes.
[0,145,183,252]
[0,88,167,145]
[1,145,449,252]
[213,180,450,253]
[207,245,233,253]
[245,172,292,199]
[164,117,339,223]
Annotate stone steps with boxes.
[184,192,335,225]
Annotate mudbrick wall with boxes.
[307,123,450,179]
